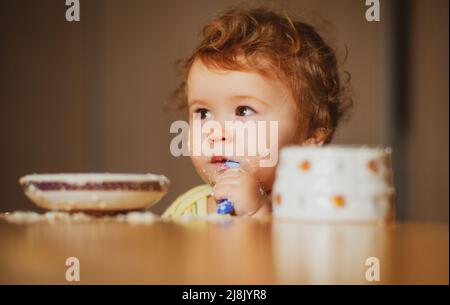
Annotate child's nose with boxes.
[208,124,232,144]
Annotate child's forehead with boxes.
[187,59,291,102]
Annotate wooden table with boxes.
[0,216,448,284]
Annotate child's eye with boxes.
[193,108,212,120]
[235,105,256,117]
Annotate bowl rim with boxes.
[19,173,169,185]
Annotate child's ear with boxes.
[302,128,328,146]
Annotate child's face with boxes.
[186,59,300,191]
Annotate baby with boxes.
[163,7,351,218]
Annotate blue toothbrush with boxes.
[216,160,240,215]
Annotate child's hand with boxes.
[212,169,271,216]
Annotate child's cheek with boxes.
[187,122,211,157]
[190,155,219,185]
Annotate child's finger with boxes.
[212,183,235,201]
[216,168,248,180]
[215,171,242,182]
[215,177,240,186]
[217,169,242,177]
[215,173,240,184]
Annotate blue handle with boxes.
[217,199,235,214]
[216,160,240,215]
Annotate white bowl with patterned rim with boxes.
[19,173,170,213]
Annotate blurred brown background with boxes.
[0,0,448,221]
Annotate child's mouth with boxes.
[210,155,232,164]
[209,156,240,169]
[210,156,241,173]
